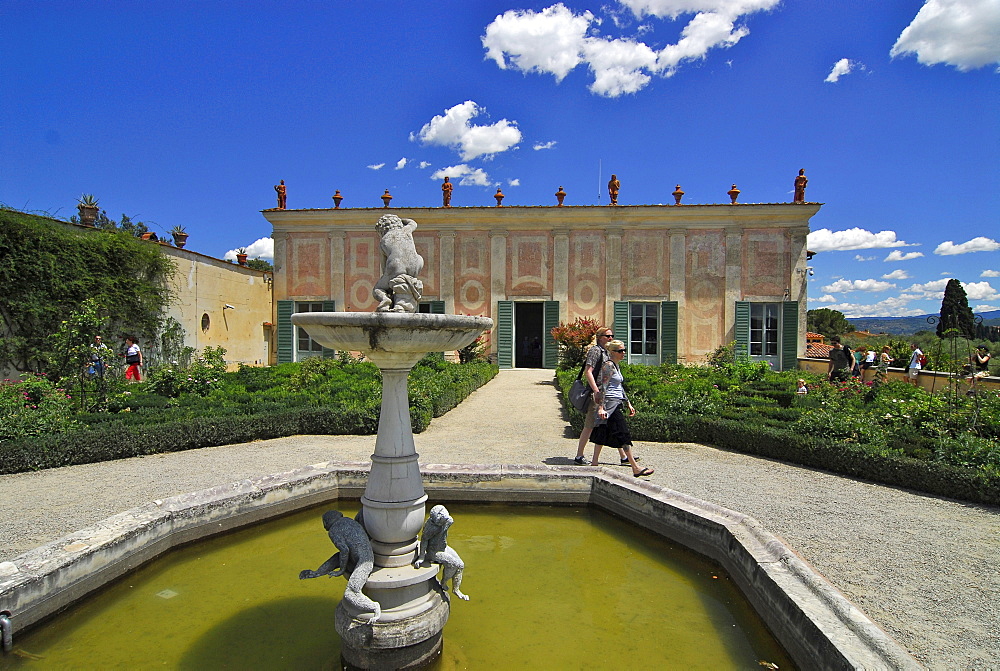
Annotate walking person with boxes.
[123,336,143,382]
[590,340,653,477]
[573,327,631,466]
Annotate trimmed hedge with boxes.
[557,372,1000,506]
[0,362,498,475]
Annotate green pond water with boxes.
[6,503,793,670]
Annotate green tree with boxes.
[937,279,975,339]
[807,308,853,338]
[72,207,151,237]
[245,258,273,272]
[0,208,173,373]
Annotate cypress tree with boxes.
[937,279,975,339]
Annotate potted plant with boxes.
[77,194,99,226]
[236,247,248,265]
[170,225,189,249]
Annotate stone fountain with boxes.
[292,214,491,669]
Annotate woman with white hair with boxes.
[590,339,654,477]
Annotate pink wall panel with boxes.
[344,232,380,311]
[288,235,329,297]
[414,233,438,298]
[743,231,787,297]
[568,233,605,319]
[507,232,552,296]
[685,231,726,354]
[621,230,669,296]
[453,232,490,315]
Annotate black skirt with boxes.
[590,405,632,449]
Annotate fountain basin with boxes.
[291,312,493,368]
[0,464,917,669]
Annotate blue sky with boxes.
[3,0,998,317]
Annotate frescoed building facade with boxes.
[263,202,820,369]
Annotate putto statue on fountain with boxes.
[414,505,468,601]
[299,510,382,624]
[373,214,424,313]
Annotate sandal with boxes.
[620,457,639,465]
[633,468,654,477]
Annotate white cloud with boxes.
[483,4,591,81]
[430,164,492,187]
[821,278,897,293]
[412,101,522,161]
[508,178,521,186]
[982,269,1000,277]
[225,237,273,262]
[882,269,911,280]
[808,227,914,252]
[367,163,385,170]
[395,158,408,170]
[891,0,1000,72]
[825,58,865,82]
[963,280,999,300]
[533,141,558,150]
[854,254,876,261]
[814,295,926,318]
[905,279,951,299]
[974,304,1000,311]
[418,161,432,169]
[884,250,925,262]
[812,294,838,303]
[482,1,780,97]
[934,236,1000,255]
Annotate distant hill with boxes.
[849,310,1000,336]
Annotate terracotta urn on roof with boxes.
[381,189,393,208]
[672,185,684,205]
[494,188,505,207]
[728,184,741,204]
[332,190,343,209]
[555,186,566,206]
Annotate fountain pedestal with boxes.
[292,311,492,669]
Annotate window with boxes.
[629,303,659,365]
[296,302,325,358]
[749,303,780,357]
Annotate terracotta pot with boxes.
[236,253,248,266]
[78,204,98,226]
[172,232,189,249]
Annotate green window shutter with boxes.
[660,301,678,365]
[277,300,294,364]
[613,301,629,362]
[734,301,750,359]
[542,300,560,369]
[321,300,337,359]
[781,301,799,371]
[497,301,513,369]
[430,300,445,314]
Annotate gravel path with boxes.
[2,369,998,668]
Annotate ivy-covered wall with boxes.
[0,208,174,373]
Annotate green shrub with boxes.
[0,374,79,439]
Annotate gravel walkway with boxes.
[2,369,998,668]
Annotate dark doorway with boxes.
[514,302,544,368]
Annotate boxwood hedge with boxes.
[558,370,1000,506]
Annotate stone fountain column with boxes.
[292,311,492,670]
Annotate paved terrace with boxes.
[2,369,997,668]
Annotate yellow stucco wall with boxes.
[161,246,273,368]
